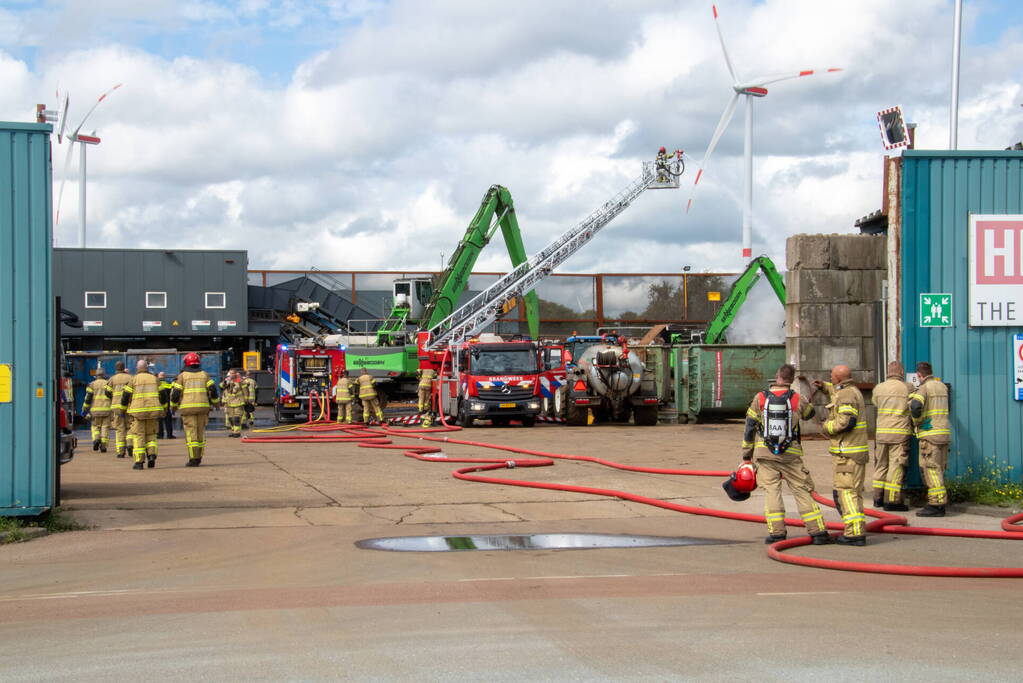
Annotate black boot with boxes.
[186,458,200,467]
[764,533,787,544]
[132,461,144,470]
[92,439,100,451]
[917,504,946,517]
[872,495,884,508]
[883,502,909,512]
[147,454,157,468]
[835,535,866,546]
[810,532,835,545]
[116,451,126,458]
[99,442,107,453]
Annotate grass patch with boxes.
[0,507,89,543]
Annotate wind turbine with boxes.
[687,5,841,259]
[54,83,123,248]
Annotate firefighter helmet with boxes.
[658,146,667,154]
[183,352,201,367]
[722,461,757,501]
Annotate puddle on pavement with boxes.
[355,533,740,552]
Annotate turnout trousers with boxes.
[756,458,826,537]
[872,440,910,505]
[361,397,384,423]
[182,413,209,461]
[90,415,110,446]
[130,418,159,463]
[833,455,867,538]
[919,440,949,506]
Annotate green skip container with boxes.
[673,345,785,423]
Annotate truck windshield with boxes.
[473,349,537,375]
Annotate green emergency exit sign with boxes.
[920,293,953,327]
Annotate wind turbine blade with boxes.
[739,68,843,89]
[72,83,123,136]
[712,4,739,84]
[57,92,69,144]
[686,91,740,213]
[54,141,76,226]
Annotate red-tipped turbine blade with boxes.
[72,83,123,137]
[685,91,740,213]
[739,67,843,89]
[712,4,739,84]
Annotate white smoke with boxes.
[724,272,786,345]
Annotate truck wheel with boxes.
[633,405,658,426]
[457,402,475,428]
[520,416,536,428]
[591,407,611,424]
[565,402,587,426]
[274,403,282,424]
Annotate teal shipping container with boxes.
[901,150,1023,481]
[0,122,54,516]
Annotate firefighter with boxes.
[818,364,869,546]
[105,361,133,458]
[909,361,952,517]
[871,361,914,511]
[82,368,111,452]
[156,371,176,439]
[120,360,166,470]
[220,369,247,437]
[242,371,258,428]
[171,353,219,466]
[333,370,354,424]
[656,146,670,182]
[417,366,436,427]
[357,368,384,425]
[741,364,831,545]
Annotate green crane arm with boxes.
[421,185,539,338]
[703,255,786,344]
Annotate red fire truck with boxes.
[273,342,346,423]
[418,332,544,427]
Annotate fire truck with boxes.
[273,342,346,423]
[419,332,544,427]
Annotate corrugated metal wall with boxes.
[0,122,54,515]
[901,150,1023,480]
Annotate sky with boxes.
[1,0,1022,279]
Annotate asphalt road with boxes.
[2,420,1021,681]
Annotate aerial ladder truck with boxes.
[417,151,684,426]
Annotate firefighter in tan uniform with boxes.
[220,370,247,437]
[120,360,166,470]
[417,367,436,427]
[171,353,220,466]
[819,365,870,546]
[870,361,914,511]
[357,369,384,425]
[909,361,952,517]
[242,371,258,428]
[82,368,111,452]
[105,361,133,458]
[333,371,354,424]
[741,364,832,545]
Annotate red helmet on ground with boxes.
[722,461,757,501]
[183,352,201,367]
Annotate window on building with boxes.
[145,291,167,309]
[84,291,106,309]
[205,292,226,309]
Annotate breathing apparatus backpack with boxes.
[759,388,798,455]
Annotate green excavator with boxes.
[704,255,786,344]
[375,185,540,346]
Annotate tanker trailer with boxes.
[562,335,659,426]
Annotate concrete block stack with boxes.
[785,234,887,431]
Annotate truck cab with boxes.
[437,338,543,427]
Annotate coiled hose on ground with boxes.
[242,420,1023,578]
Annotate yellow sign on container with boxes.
[243,351,261,372]
[707,291,721,302]
[0,364,11,403]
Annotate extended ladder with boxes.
[425,158,681,351]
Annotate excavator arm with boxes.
[421,185,539,339]
[704,255,786,344]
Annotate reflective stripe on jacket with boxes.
[871,377,913,444]
[105,372,132,413]
[740,384,816,462]
[122,372,165,419]
[84,378,112,415]
[220,380,247,408]
[242,378,257,402]
[823,381,869,461]
[418,369,436,389]
[357,374,376,399]
[910,376,951,444]
[172,370,216,415]
[333,378,354,403]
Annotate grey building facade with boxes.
[56,248,250,348]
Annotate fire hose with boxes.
[241,399,1023,577]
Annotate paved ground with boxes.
[2,417,1022,680]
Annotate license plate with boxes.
[285,402,299,408]
[499,402,516,408]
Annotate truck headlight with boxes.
[527,401,540,410]
[470,402,486,412]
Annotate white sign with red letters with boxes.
[969,214,1023,326]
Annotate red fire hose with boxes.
[241,422,1023,578]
